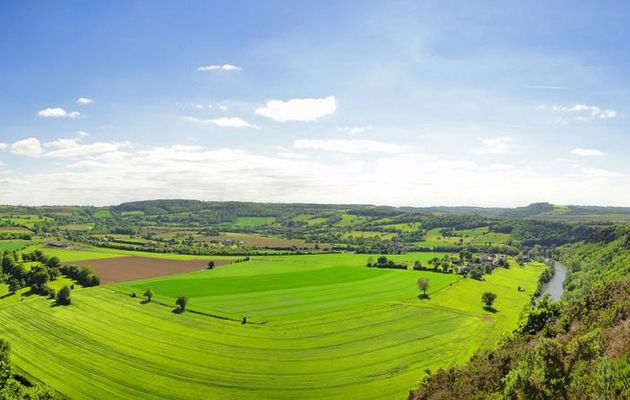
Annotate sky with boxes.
[1,0,629,207]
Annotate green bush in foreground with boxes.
[175,296,188,311]
[56,286,71,306]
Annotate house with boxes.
[45,241,69,248]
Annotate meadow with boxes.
[0,252,544,399]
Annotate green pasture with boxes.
[0,214,51,228]
[234,216,276,227]
[0,251,543,399]
[0,277,76,308]
[0,240,29,252]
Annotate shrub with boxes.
[482,291,497,309]
[56,286,71,306]
[175,296,188,311]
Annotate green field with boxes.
[0,252,543,399]
[234,216,276,227]
[0,239,29,252]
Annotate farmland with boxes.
[0,200,621,399]
[0,251,544,399]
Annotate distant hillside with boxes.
[110,200,630,223]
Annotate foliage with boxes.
[481,291,497,309]
[56,286,71,305]
[410,241,630,400]
[175,295,188,311]
[417,277,430,297]
[143,288,154,302]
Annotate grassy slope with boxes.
[0,253,543,399]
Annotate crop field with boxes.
[72,256,233,284]
[0,251,543,399]
[26,245,237,262]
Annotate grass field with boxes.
[234,216,276,227]
[0,277,76,307]
[0,239,29,252]
[0,252,543,399]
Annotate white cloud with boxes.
[1,141,629,207]
[197,64,241,72]
[550,104,617,120]
[10,138,43,156]
[183,116,258,128]
[579,168,623,178]
[43,137,130,158]
[37,107,81,118]
[256,96,336,122]
[77,97,93,105]
[0,143,7,151]
[472,137,513,154]
[293,139,404,154]
[210,117,258,128]
[276,152,307,159]
[172,145,203,152]
[338,125,372,135]
[571,148,604,157]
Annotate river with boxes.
[541,260,568,300]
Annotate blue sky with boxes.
[1,1,629,206]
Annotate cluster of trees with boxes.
[557,231,630,298]
[1,251,62,296]
[366,256,407,270]
[59,265,100,287]
[0,232,32,241]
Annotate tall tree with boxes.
[417,278,430,298]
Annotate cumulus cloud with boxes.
[0,141,629,207]
[550,104,617,121]
[38,107,81,118]
[256,96,336,122]
[10,138,43,156]
[0,143,7,151]
[293,139,404,154]
[77,97,93,105]
[571,148,604,157]
[183,116,257,128]
[197,64,241,72]
[472,137,513,154]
